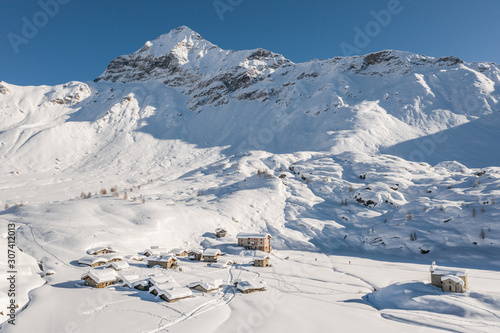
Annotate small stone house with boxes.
[106,261,129,271]
[120,274,147,290]
[209,260,232,269]
[147,255,178,269]
[142,247,168,257]
[101,253,125,263]
[81,269,118,288]
[148,275,177,288]
[158,288,193,302]
[430,262,468,292]
[203,249,221,262]
[170,248,188,257]
[235,280,266,294]
[149,281,182,296]
[188,250,203,261]
[253,255,270,267]
[215,228,227,238]
[86,246,115,256]
[187,279,223,293]
[441,275,465,293]
[78,255,108,267]
[237,233,272,253]
[125,254,145,261]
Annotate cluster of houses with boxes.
[77,230,274,302]
[78,234,470,300]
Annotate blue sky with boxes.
[1,0,500,86]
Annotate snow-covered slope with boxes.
[1,26,500,332]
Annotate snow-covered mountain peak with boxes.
[134,26,217,59]
[95,26,291,84]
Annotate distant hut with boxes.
[215,228,227,238]
[132,280,150,291]
[253,255,270,267]
[125,254,145,261]
[147,255,178,269]
[119,274,138,287]
[430,262,468,292]
[81,269,118,288]
[235,280,266,294]
[101,253,124,263]
[141,247,168,257]
[119,274,149,290]
[106,261,129,271]
[203,249,221,262]
[187,279,223,293]
[148,276,184,299]
[187,250,203,261]
[170,248,188,257]
[86,246,115,256]
[208,260,232,269]
[78,255,108,267]
[158,288,193,302]
[148,275,178,288]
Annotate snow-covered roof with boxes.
[203,249,221,256]
[132,279,150,288]
[209,260,231,269]
[188,249,203,254]
[158,287,193,300]
[149,279,183,295]
[215,228,226,232]
[142,248,168,255]
[148,254,176,262]
[169,248,187,254]
[100,253,125,261]
[107,261,129,270]
[430,265,468,276]
[237,232,271,239]
[254,254,270,260]
[429,262,468,276]
[236,280,266,292]
[86,246,114,255]
[78,255,108,266]
[149,275,176,286]
[119,274,140,286]
[120,275,149,288]
[187,279,223,291]
[125,254,145,261]
[81,268,118,283]
[441,275,465,286]
[152,280,182,291]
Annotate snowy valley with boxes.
[1,26,500,332]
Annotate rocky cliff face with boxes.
[95,26,292,110]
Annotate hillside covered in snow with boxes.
[1,26,500,332]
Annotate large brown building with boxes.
[237,233,272,253]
